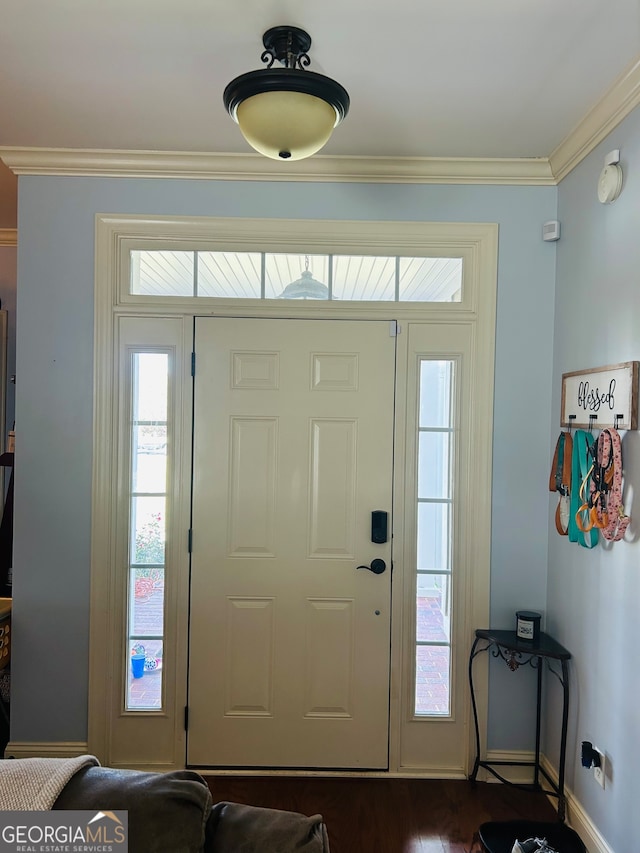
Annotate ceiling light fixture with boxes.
[223,26,350,161]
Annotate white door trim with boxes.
[89,215,496,773]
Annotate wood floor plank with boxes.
[203,776,558,853]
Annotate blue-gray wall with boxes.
[0,247,16,439]
[547,106,640,852]
[12,180,556,747]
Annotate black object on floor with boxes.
[479,821,586,853]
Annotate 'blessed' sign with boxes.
[561,362,638,430]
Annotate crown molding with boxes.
[4,55,639,187]
[0,229,17,246]
[550,56,640,182]
[0,147,555,185]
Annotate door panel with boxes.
[188,318,396,768]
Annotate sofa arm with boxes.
[53,766,212,853]
[206,801,330,853]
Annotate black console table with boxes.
[468,628,571,822]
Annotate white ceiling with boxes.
[1,0,640,161]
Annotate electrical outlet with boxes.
[593,747,606,789]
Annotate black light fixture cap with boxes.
[262,26,312,61]
[223,69,350,124]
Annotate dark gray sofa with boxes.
[53,766,330,853]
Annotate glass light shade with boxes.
[279,269,329,299]
[236,90,338,161]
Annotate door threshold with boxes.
[189,767,468,780]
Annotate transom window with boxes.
[131,250,463,302]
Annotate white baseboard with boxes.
[482,750,538,784]
[480,751,613,853]
[539,755,614,853]
[5,741,90,759]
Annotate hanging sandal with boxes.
[597,428,630,541]
[549,431,572,535]
[569,430,598,547]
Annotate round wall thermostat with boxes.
[597,163,623,204]
[516,610,541,642]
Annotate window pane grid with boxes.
[131,250,463,303]
[127,352,169,711]
[415,645,450,716]
[415,358,455,717]
[131,251,194,296]
[198,251,261,298]
[128,634,163,640]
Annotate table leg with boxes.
[468,636,483,782]
[534,655,542,788]
[557,658,570,822]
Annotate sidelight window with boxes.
[126,351,169,710]
[415,360,454,716]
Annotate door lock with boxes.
[371,510,388,544]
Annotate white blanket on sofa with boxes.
[0,754,99,810]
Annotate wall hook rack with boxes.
[561,362,638,430]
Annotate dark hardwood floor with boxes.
[204,776,558,853]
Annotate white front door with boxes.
[187,317,396,768]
